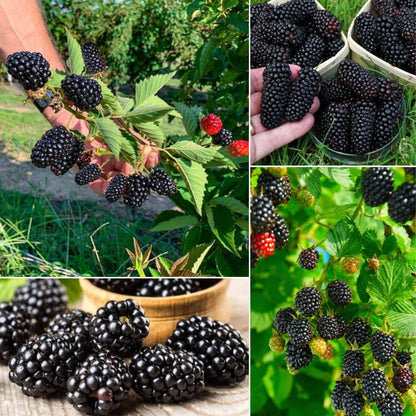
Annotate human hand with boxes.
[250,65,320,164]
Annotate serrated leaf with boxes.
[303,169,322,199]
[182,227,201,253]
[186,242,214,274]
[210,196,248,215]
[65,28,84,75]
[166,141,218,164]
[117,96,135,114]
[199,40,216,76]
[382,235,398,254]
[151,214,198,232]
[155,258,170,277]
[320,167,354,188]
[325,220,361,257]
[391,225,412,253]
[135,72,176,107]
[386,301,416,337]
[140,96,181,118]
[135,122,166,147]
[98,81,124,114]
[215,250,233,277]
[173,102,198,137]
[126,105,173,124]
[205,149,238,169]
[169,254,189,276]
[264,365,293,408]
[357,268,370,303]
[362,230,381,258]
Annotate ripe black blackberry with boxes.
[123,173,151,208]
[6,51,51,91]
[90,278,142,294]
[342,350,365,378]
[285,341,313,371]
[394,8,416,42]
[13,278,68,333]
[355,12,379,54]
[130,344,205,403]
[351,100,377,155]
[394,351,413,368]
[166,315,249,384]
[317,315,340,340]
[311,10,342,41]
[332,379,350,410]
[149,169,177,196]
[319,78,353,104]
[361,167,394,207]
[254,21,306,48]
[75,163,102,185]
[212,128,233,146]
[250,2,276,27]
[362,369,387,402]
[274,0,317,24]
[345,318,372,347]
[61,74,103,111]
[327,280,352,307]
[371,330,397,363]
[377,77,402,102]
[294,286,322,317]
[325,38,345,60]
[292,34,327,68]
[274,307,296,334]
[393,367,414,393]
[0,302,32,363]
[250,39,291,68]
[334,313,347,338]
[105,173,128,202]
[50,136,84,176]
[342,390,365,416]
[136,279,200,297]
[67,352,132,415]
[251,194,277,234]
[372,0,397,17]
[9,332,88,397]
[374,98,402,149]
[256,172,292,205]
[388,182,416,223]
[298,248,319,270]
[77,150,93,170]
[285,67,321,122]
[261,62,291,129]
[377,393,404,416]
[336,60,379,99]
[272,214,290,250]
[288,318,313,346]
[81,42,107,74]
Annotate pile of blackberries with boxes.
[0,279,248,415]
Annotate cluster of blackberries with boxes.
[354,0,416,74]
[315,60,403,155]
[251,169,291,266]
[261,62,321,129]
[361,167,416,224]
[251,0,344,69]
[0,279,248,414]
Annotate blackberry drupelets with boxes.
[260,62,291,129]
[90,278,142,294]
[251,194,276,234]
[200,113,223,135]
[292,34,327,67]
[332,379,351,410]
[254,21,306,48]
[250,39,291,68]
[311,10,342,41]
[295,189,315,208]
[285,67,321,122]
[342,390,365,416]
[355,12,379,54]
[251,232,276,258]
[129,344,205,403]
[388,182,416,223]
[123,173,150,208]
[327,280,352,307]
[149,169,177,196]
[81,42,107,74]
[61,74,103,111]
[77,150,93,170]
[319,79,353,104]
[256,172,291,205]
[13,278,68,333]
[361,167,394,207]
[317,315,341,340]
[394,7,416,41]
[377,393,404,416]
[393,367,414,393]
[67,352,132,415]
[351,100,377,155]
[212,128,233,146]
[274,307,296,334]
[374,98,402,148]
[362,369,387,402]
[325,38,345,60]
[105,174,128,202]
[274,0,317,24]
[272,214,290,250]
[345,318,372,347]
[50,136,84,176]
[136,279,200,297]
[394,351,413,368]
[89,299,149,357]
[288,318,313,346]
[371,331,397,363]
[342,350,365,378]
[295,287,322,317]
[75,163,102,185]
[377,77,402,102]
[166,315,249,384]
[250,2,276,27]
[298,248,319,270]
[285,341,313,371]
[372,0,398,17]
[334,314,347,338]
[6,51,51,91]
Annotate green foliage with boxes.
[251,167,416,415]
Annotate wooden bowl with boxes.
[79,279,231,345]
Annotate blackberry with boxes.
[260,62,291,129]
[345,318,372,347]
[319,79,353,104]
[50,136,84,176]
[275,0,317,24]
[407,44,416,73]
[251,232,275,258]
[123,173,151,208]
[149,169,177,196]
[295,286,322,317]
[342,350,365,378]
[327,280,352,307]
[250,194,277,234]
[285,341,313,371]
[212,128,233,146]
[317,315,339,340]
[250,40,291,69]
[394,7,416,41]
[332,379,350,410]
[130,344,205,403]
[272,214,290,250]
[104,174,128,202]
[325,38,345,60]
[6,51,51,91]
[312,10,342,41]
[394,351,413,368]
[13,278,68,333]
[371,331,397,363]
[374,98,402,149]
[77,150,93,170]
[269,332,285,353]
[254,21,306,48]
[89,299,149,357]
[90,278,142,294]
[251,251,259,268]
[343,257,361,274]
[136,279,200,297]
[61,74,103,111]
[166,316,249,384]
[75,163,102,185]
[9,333,87,397]
[372,0,398,17]
[355,12,379,54]
[273,307,296,334]
[393,367,414,393]
[81,42,107,74]
[250,2,276,27]
[377,77,402,102]
[377,393,404,416]
[336,60,379,99]
[298,247,319,270]
[362,369,387,402]
[361,168,394,206]
[288,318,313,346]
[342,390,365,416]
[285,67,321,122]
[334,313,347,338]
[67,352,132,415]
[256,172,291,205]
[310,337,328,356]
[351,100,377,155]
[292,34,327,68]
[388,182,416,223]
[0,302,32,363]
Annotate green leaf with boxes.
[117,96,135,114]
[98,81,124,114]
[135,122,166,147]
[357,268,370,303]
[140,96,181,118]
[320,167,354,188]
[210,196,248,216]
[166,141,218,164]
[151,214,198,232]
[325,220,361,257]
[251,290,276,332]
[0,279,26,302]
[186,242,214,274]
[362,230,381,258]
[198,40,216,76]
[134,72,176,107]
[386,301,416,337]
[263,365,293,408]
[126,105,173,124]
[205,149,238,169]
[215,250,233,277]
[48,70,66,88]
[65,28,84,75]
[182,227,201,253]
[302,169,322,199]
[382,235,398,254]
[95,118,132,161]
[173,102,198,137]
